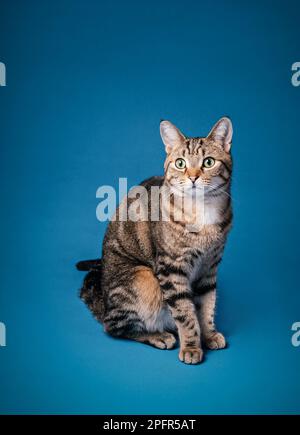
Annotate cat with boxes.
[77,117,233,364]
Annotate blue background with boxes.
[0,0,300,414]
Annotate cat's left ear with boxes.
[207,117,233,152]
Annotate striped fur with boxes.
[79,117,233,364]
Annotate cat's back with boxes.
[140,175,164,190]
[102,176,164,268]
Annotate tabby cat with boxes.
[77,117,233,364]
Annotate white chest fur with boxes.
[202,193,227,225]
[185,194,224,231]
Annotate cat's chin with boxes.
[170,185,205,198]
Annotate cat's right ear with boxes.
[160,120,186,154]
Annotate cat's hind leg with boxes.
[104,266,177,349]
[133,331,177,349]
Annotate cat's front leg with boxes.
[157,260,203,364]
[194,277,226,350]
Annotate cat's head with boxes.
[160,117,233,196]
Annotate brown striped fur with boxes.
[79,117,233,364]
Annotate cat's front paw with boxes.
[179,347,203,365]
[204,332,226,350]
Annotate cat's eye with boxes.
[175,158,186,169]
[203,157,215,168]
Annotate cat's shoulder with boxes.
[140,176,164,191]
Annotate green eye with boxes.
[203,157,215,168]
[175,158,186,169]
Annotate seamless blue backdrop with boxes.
[0,0,300,414]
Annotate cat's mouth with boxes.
[188,181,206,191]
[170,182,205,197]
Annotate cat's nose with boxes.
[189,176,199,184]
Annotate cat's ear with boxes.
[207,117,233,152]
[160,120,186,154]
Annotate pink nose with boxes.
[189,176,199,183]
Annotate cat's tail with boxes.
[77,259,104,323]
[76,259,102,271]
